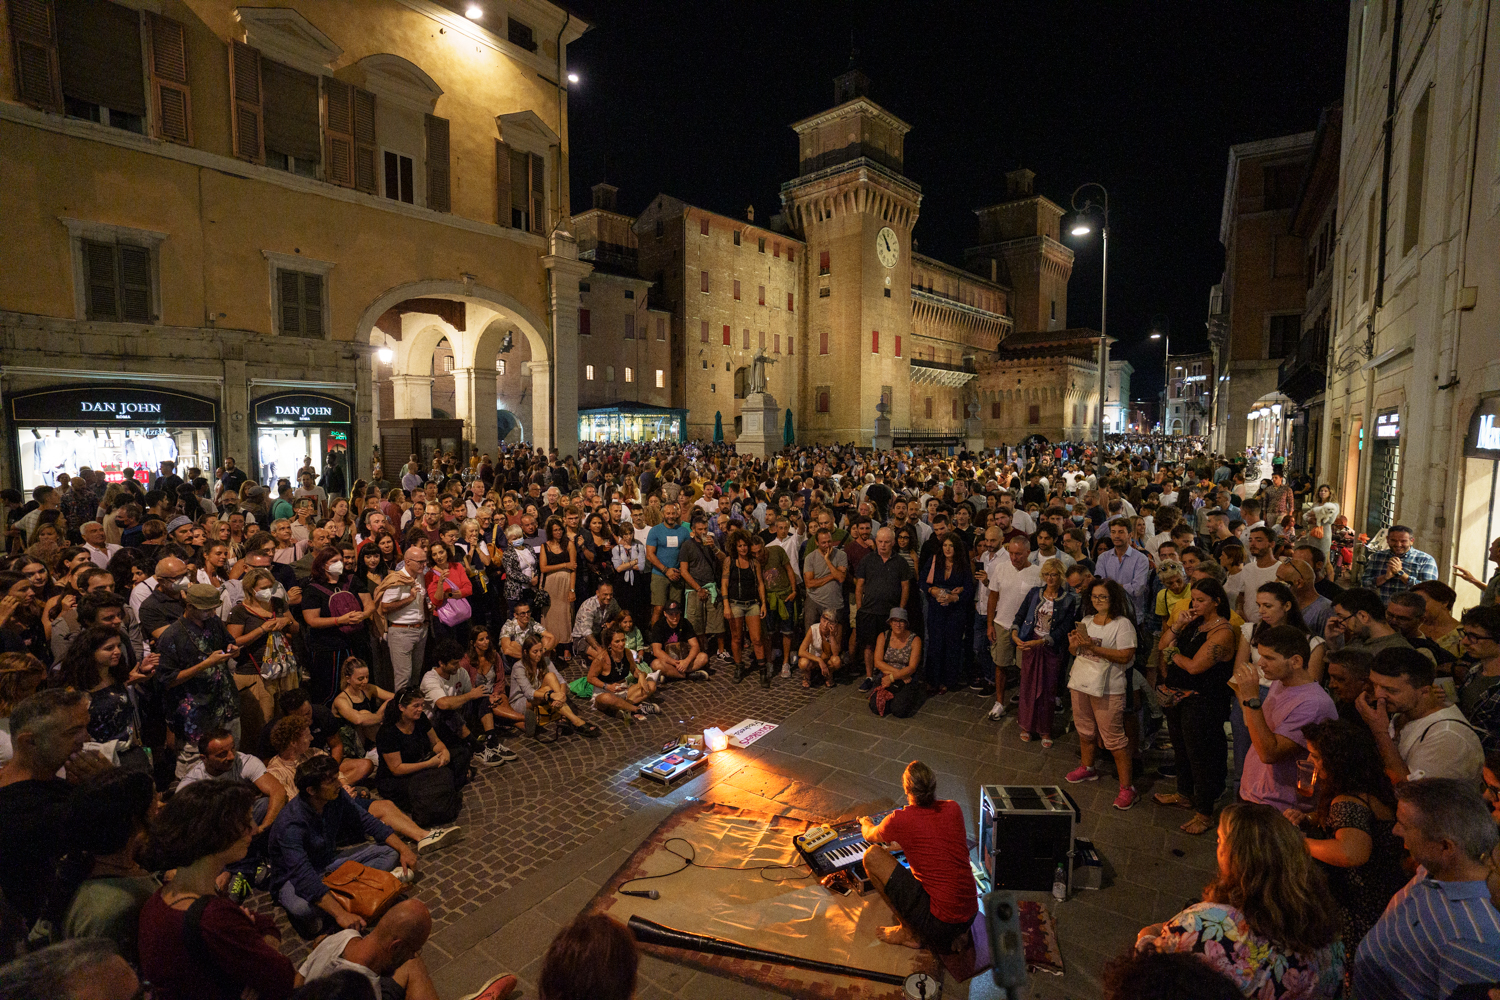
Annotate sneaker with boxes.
[227,872,252,904]
[1064,765,1099,784]
[648,669,663,684]
[638,701,661,715]
[1112,786,1139,810]
[858,677,876,693]
[689,669,710,681]
[479,746,505,766]
[460,974,519,1000]
[417,825,465,854]
[714,650,734,663]
[780,663,791,679]
[986,701,1006,721]
[967,677,991,693]
[490,742,518,762]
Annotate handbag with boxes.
[1311,525,1325,539]
[321,860,406,920]
[436,589,472,627]
[327,589,364,635]
[251,628,300,681]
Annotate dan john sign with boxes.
[8,385,217,426]
[252,393,352,425]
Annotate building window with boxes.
[991,401,1002,419]
[722,325,731,346]
[579,282,590,292]
[757,237,766,253]
[623,314,635,340]
[788,337,793,355]
[656,318,666,341]
[820,330,829,355]
[759,329,765,350]
[733,279,741,301]
[1050,299,1056,321]
[700,271,710,293]
[787,246,795,263]
[1268,314,1300,358]
[496,359,506,375]
[743,328,750,349]
[257,59,320,177]
[699,216,709,236]
[758,285,765,306]
[579,308,591,336]
[872,330,880,354]
[733,229,741,246]
[816,387,830,413]
[507,18,537,51]
[883,288,891,298]
[624,367,633,383]
[655,369,665,388]
[383,151,414,203]
[819,285,831,298]
[700,319,709,343]
[787,292,794,312]
[819,251,830,275]
[1262,162,1303,211]
[925,397,933,418]
[499,143,545,233]
[1403,89,1430,256]
[276,268,324,337]
[605,366,614,382]
[773,242,780,258]
[1028,404,1040,425]
[895,335,902,357]
[79,239,154,323]
[52,0,149,135]
[585,364,595,381]
[624,289,634,299]
[442,355,454,373]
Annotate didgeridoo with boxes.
[626,915,907,987]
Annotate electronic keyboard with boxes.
[793,808,901,879]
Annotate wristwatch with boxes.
[1240,697,1263,710]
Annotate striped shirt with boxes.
[1362,546,1440,604]
[1353,867,1500,999]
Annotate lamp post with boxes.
[1069,184,1109,451]
[1149,322,1170,435]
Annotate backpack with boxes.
[405,766,461,827]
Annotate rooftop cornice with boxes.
[790,96,911,137]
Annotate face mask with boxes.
[254,588,275,601]
[1072,515,1085,524]
[170,575,193,592]
[327,561,344,578]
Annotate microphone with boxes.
[621,889,659,900]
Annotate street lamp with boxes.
[1069,183,1109,451]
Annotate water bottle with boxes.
[1052,863,1067,901]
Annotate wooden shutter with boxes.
[301,272,323,336]
[323,76,354,187]
[494,139,511,226]
[529,152,545,234]
[279,269,302,334]
[229,40,263,163]
[147,12,192,144]
[425,113,451,213]
[59,0,144,117]
[118,245,151,321]
[83,240,117,320]
[9,0,62,112]
[353,86,377,193]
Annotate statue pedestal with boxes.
[872,413,893,451]
[735,392,781,458]
[965,415,985,454]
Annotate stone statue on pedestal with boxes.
[749,349,776,395]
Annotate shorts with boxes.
[728,600,762,619]
[686,587,725,636]
[571,636,595,662]
[991,628,1018,668]
[765,596,797,635]
[650,573,684,608]
[855,611,886,655]
[1070,690,1128,751]
[881,857,973,951]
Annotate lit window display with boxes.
[577,405,687,444]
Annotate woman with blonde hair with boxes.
[1136,802,1343,998]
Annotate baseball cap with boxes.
[182,584,222,610]
[664,601,682,614]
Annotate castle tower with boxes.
[965,168,1074,334]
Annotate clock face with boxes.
[876,227,899,268]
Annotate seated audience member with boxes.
[331,656,395,763]
[1232,625,1336,810]
[859,760,977,953]
[1325,647,1376,722]
[647,599,710,681]
[1353,778,1500,999]
[0,938,141,1000]
[570,579,620,663]
[375,689,472,826]
[178,727,286,831]
[797,608,843,688]
[539,912,638,1000]
[269,754,419,937]
[295,897,518,1000]
[257,686,340,761]
[497,598,555,662]
[1100,949,1243,1000]
[1358,646,1485,783]
[137,779,296,1000]
[871,607,923,718]
[461,625,527,737]
[1456,605,1500,752]
[0,688,110,927]
[509,634,601,738]
[569,624,660,722]
[37,768,157,962]
[421,639,512,766]
[1136,802,1343,997]
[1283,719,1408,975]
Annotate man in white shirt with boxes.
[985,537,1042,721]
[1358,646,1485,784]
[176,729,287,835]
[767,516,803,584]
[295,899,495,1000]
[1235,526,1282,624]
[382,547,429,690]
[80,521,121,568]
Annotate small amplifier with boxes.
[638,746,708,784]
[978,785,1080,893]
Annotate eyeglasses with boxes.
[1457,628,1497,643]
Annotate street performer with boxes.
[860,760,978,952]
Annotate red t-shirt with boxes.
[137,892,295,1000]
[873,799,977,924]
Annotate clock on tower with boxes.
[876,227,899,268]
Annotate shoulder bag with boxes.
[321,860,406,921]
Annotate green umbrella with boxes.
[713,411,724,443]
[783,408,794,446]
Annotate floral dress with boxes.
[1306,798,1408,990]
[1150,901,1344,999]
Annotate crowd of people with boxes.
[1,433,1499,998]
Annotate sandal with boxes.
[1018,731,1032,743]
[801,676,811,689]
[1153,792,1193,809]
[1041,736,1054,749]
[1180,814,1214,836]
[577,722,603,738]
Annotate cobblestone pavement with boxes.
[258,662,1222,999]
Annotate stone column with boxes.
[872,401,893,451]
[452,367,498,461]
[389,375,434,419]
[543,230,593,457]
[527,361,552,449]
[222,359,249,468]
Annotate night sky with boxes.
[562,2,1350,406]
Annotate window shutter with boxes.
[147,12,192,144]
[83,240,117,320]
[323,76,354,187]
[279,269,302,334]
[425,113,450,213]
[57,0,145,117]
[229,41,263,163]
[352,87,377,193]
[302,272,323,336]
[529,152,545,234]
[9,0,62,112]
[118,245,151,322]
[494,139,511,226]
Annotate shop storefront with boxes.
[6,384,219,492]
[1367,409,1402,534]
[578,403,687,444]
[1464,395,1500,561]
[250,392,354,490]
